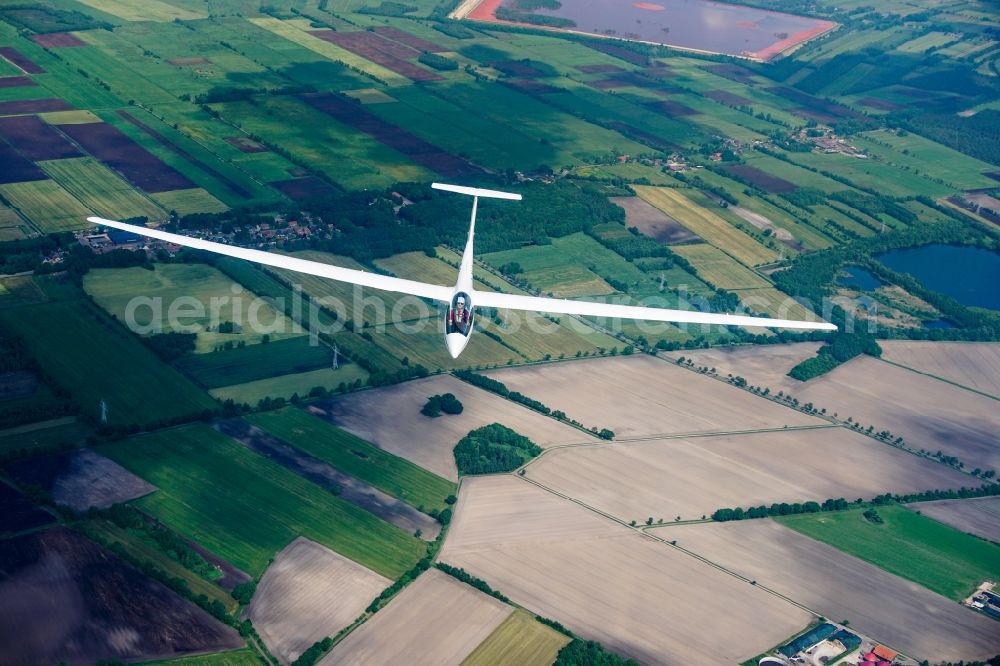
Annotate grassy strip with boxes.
[777,505,1000,601]
[98,424,424,579]
[245,406,455,513]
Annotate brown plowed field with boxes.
[486,355,823,438]
[0,47,43,74]
[0,76,35,88]
[0,98,72,115]
[373,25,445,53]
[0,141,47,183]
[906,497,1000,544]
[672,519,1000,662]
[724,164,798,193]
[879,341,1000,397]
[30,33,86,48]
[248,537,390,665]
[0,115,81,160]
[439,476,811,664]
[309,30,441,82]
[322,568,512,666]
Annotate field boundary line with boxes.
[878,358,999,402]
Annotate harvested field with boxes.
[210,365,369,404]
[151,188,228,215]
[214,417,442,539]
[73,0,203,21]
[322,568,512,666]
[269,176,338,201]
[343,87,397,104]
[783,355,1000,471]
[0,527,242,665]
[247,537,390,665]
[670,341,825,389]
[879,341,1000,397]
[907,497,1000,543]
[0,47,43,74]
[724,164,798,193]
[439,476,811,664]
[671,243,771,289]
[299,92,481,178]
[373,25,446,53]
[643,99,698,116]
[308,374,591,481]
[0,76,35,88]
[487,355,822,439]
[4,448,155,512]
[462,609,570,666]
[0,180,92,232]
[0,115,81,160]
[0,479,54,534]
[634,186,779,265]
[0,98,71,115]
[704,89,753,106]
[40,156,167,220]
[525,427,971,523]
[612,195,699,243]
[0,142,47,183]
[39,109,101,125]
[59,122,195,193]
[310,30,441,82]
[30,32,86,48]
[673,519,1000,662]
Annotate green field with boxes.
[176,336,333,388]
[0,418,91,456]
[99,424,424,579]
[141,649,262,666]
[0,180,92,233]
[152,188,229,216]
[461,610,571,666]
[209,365,369,403]
[777,505,1000,601]
[84,264,304,352]
[482,242,615,298]
[40,157,167,221]
[247,407,456,512]
[0,297,215,428]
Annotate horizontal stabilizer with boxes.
[432,183,522,200]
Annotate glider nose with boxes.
[446,333,467,359]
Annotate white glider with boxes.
[89,182,834,359]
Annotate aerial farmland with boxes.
[0,0,999,663]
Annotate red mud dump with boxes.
[753,22,836,61]
[633,2,666,10]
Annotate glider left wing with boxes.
[88,217,454,302]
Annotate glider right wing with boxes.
[474,290,836,331]
[88,217,454,303]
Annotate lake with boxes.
[837,265,881,291]
[466,0,836,61]
[876,244,1000,312]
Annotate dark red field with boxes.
[0,480,54,534]
[704,90,753,106]
[224,136,268,153]
[576,64,625,74]
[584,42,649,66]
[0,115,82,160]
[724,164,798,193]
[269,176,338,201]
[501,79,562,95]
[858,96,902,111]
[490,60,547,78]
[0,141,48,183]
[299,92,482,178]
[59,121,195,193]
[767,86,869,121]
[703,63,756,83]
[607,121,680,152]
[0,98,73,115]
[117,110,251,198]
[310,30,441,82]
[30,32,86,48]
[168,56,209,66]
[0,76,36,89]
[0,47,44,74]
[644,99,698,117]
[373,25,445,53]
[0,527,243,665]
